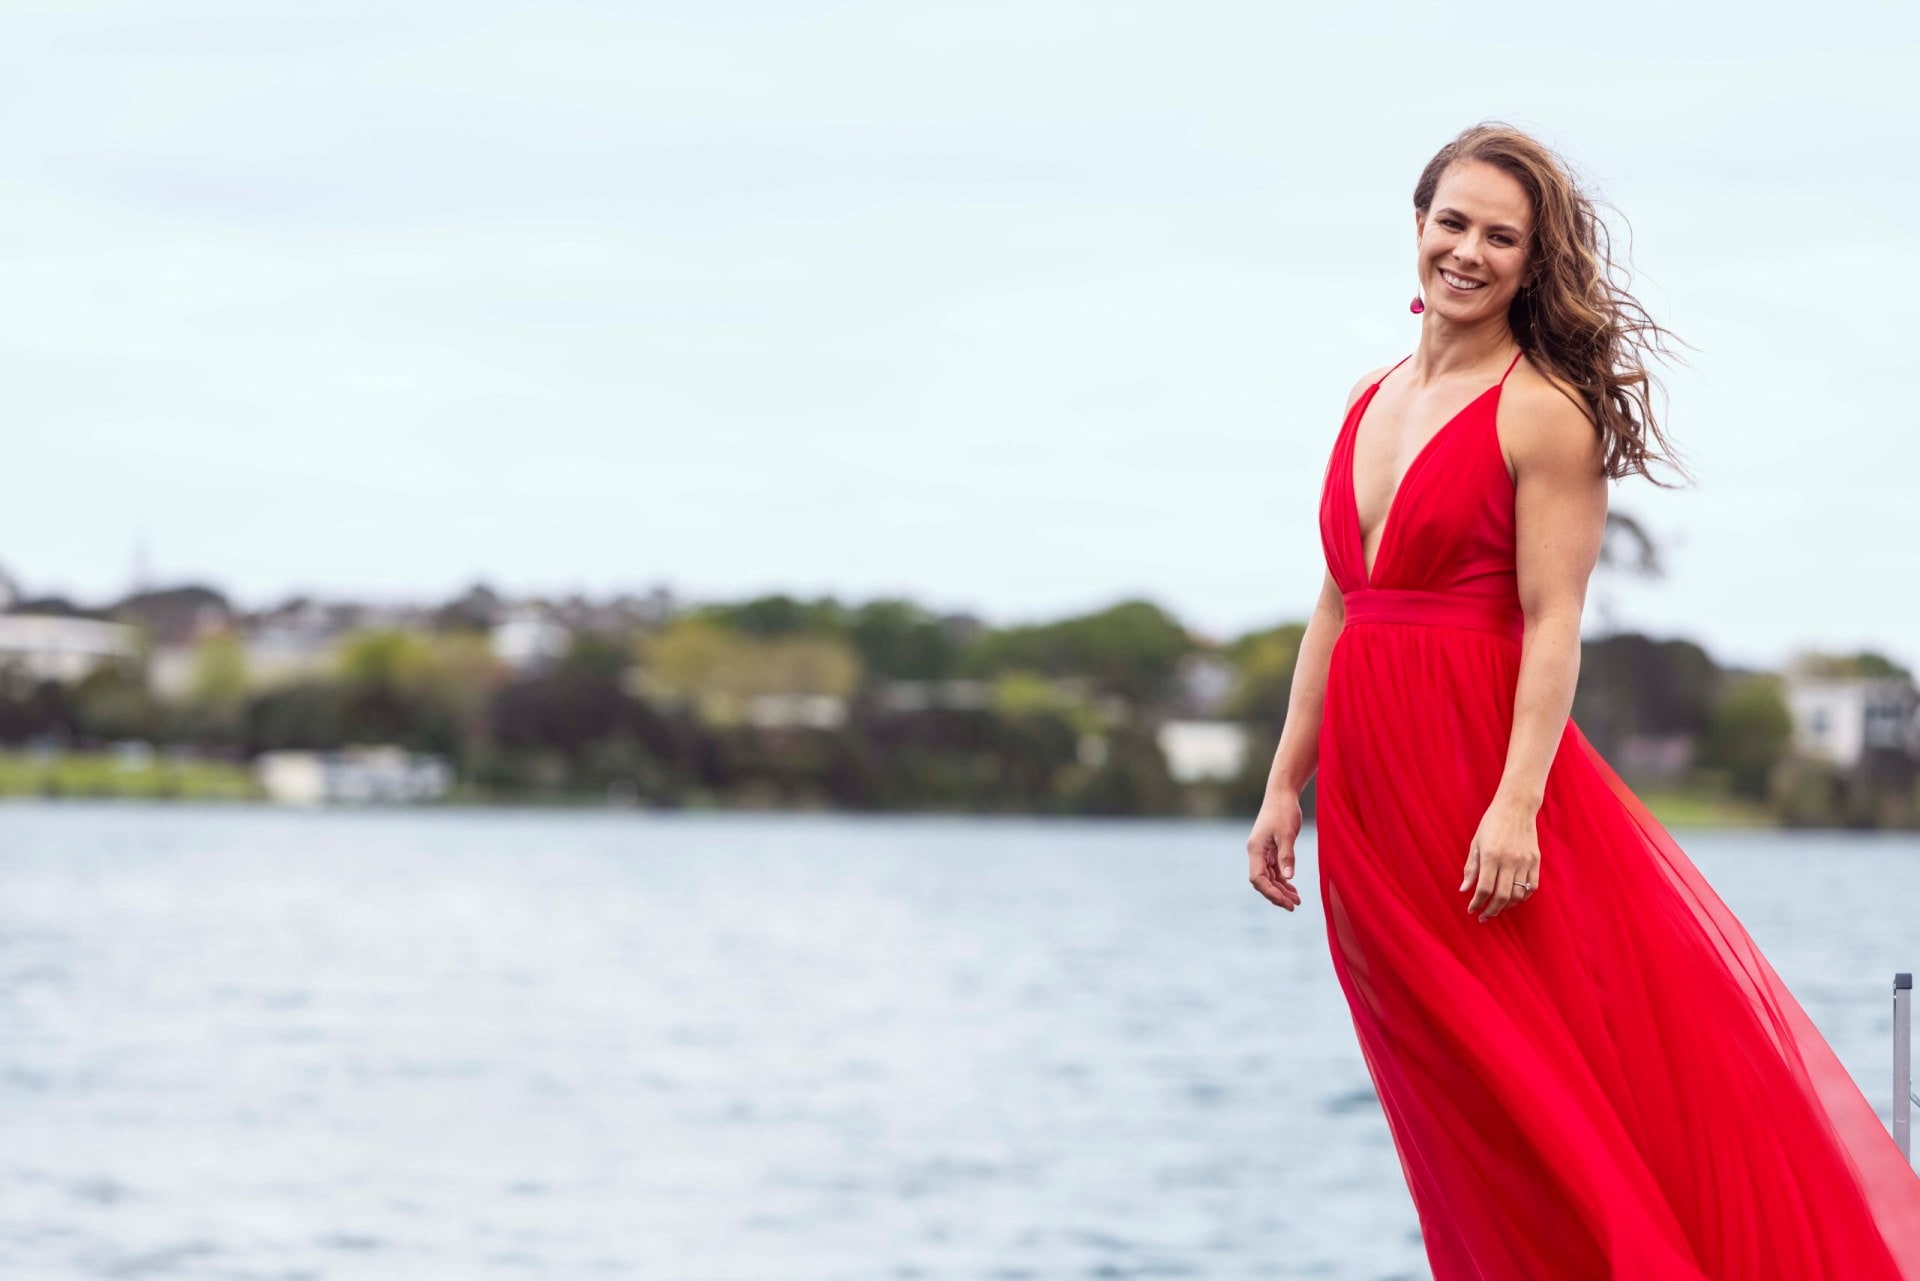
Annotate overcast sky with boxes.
[3,1,1917,669]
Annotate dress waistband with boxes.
[1342,588,1523,642]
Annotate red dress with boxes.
[1313,349,1920,1278]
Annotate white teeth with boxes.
[1440,269,1483,290]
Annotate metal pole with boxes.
[1896,972,1912,1162]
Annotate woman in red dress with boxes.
[1245,122,1920,1277]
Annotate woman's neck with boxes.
[1409,318,1518,382]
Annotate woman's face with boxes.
[1414,160,1533,320]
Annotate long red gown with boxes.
[1312,349,1920,1278]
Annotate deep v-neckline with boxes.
[1349,349,1522,588]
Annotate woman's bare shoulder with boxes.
[1504,356,1604,475]
[1508,356,1590,424]
[1342,363,1396,412]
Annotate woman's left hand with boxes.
[1461,798,1541,921]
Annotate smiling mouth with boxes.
[1438,267,1485,292]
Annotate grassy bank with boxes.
[1631,786,1776,829]
[0,750,260,800]
[0,749,1787,827]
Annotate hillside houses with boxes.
[1783,675,1920,769]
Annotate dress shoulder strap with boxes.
[1375,353,1413,388]
[1498,347,1525,385]
[1377,347,1522,391]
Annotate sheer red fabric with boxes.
[1312,351,1920,1277]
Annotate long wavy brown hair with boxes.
[1414,123,1693,487]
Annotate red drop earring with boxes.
[1409,294,1425,315]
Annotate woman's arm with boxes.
[1247,569,1343,912]
[1464,379,1609,920]
[1265,568,1346,798]
[1248,370,1383,911]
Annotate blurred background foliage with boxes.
[2,585,1905,825]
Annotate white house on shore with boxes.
[492,606,573,671]
[255,746,454,805]
[746,692,848,729]
[1783,675,1920,770]
[0,614,140,683]
[1156,719,1252,785]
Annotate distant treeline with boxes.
[0,592,1910,824]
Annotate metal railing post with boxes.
[1896,972,1912,1162]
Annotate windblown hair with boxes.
[1414,123,1692,486]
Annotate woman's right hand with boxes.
[1247,791,1304,911]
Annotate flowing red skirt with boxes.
[1315,619,1920,1278]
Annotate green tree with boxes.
[847,599,963,679]
[699,593,848,638]
[1223,622,1306,725]
[965,599,1193,705]
[1066,723,1179,816]
[1573,633,1720,756]
[1789,649,1911,680]
[245,679,345,751]
[1696,675,1793,801]
[635,618,860,725]
[333,629,492,753]
[181,630,249,744]
[73,659,168,744]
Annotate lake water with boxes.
[0,804,1915,1280]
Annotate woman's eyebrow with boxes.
[1435,205,1524,236]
